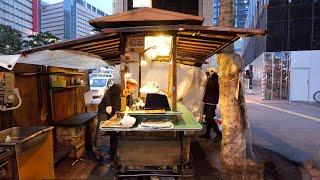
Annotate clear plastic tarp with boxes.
[128,61,207,121]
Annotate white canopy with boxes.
[0,50,109,70]
[0,54,21,70]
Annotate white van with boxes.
[90,78,112,97]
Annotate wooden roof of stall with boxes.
[89,8,204,28]
[22,8,266,67]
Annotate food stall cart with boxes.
[100,102,202,177]
[19,7,265,178]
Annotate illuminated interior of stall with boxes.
[138,35,173,97]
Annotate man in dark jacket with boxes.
[200,71,221,140]
[98,84,121,121]
[94,79,137,161]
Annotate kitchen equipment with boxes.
[145,93,171,111]
[0,126,55,179]
[0,148,13,179]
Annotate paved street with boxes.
[244,94,320,170]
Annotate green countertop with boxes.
[100,102,202,132]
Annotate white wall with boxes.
[244,53,264,96]
[290,50,320,102]
[309,51,320,102]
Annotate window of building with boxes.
[87,3,91,9]
[92,6,96,12]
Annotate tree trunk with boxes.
[217,54,254,168]
[217,0,255,168]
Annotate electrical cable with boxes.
[0,88,22,111]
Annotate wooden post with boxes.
[172,36,177,111]
[167,63,172,97]
[138,52,142,97]
[120,55,126,94]
[120,55,127,112]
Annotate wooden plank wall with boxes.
[0,64,49,130]
[52,90,75,121]
[0,64,88,130]
[49,67,88,122]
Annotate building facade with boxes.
[112,0,213,25]
[0,0,40,37]
[213,0,250,54]
[243,0,320,65]
[41,2,65,39]
[41,0,106,40]
[113,0,124,14]
[242,0,320,102]
[213,0,250,28]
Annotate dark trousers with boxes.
[203,104,221,137]
[94,113,116,157]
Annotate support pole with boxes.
[138,53,142,98]
[172,36,177,111]
[120,55,127,112]
[167,63,172,97]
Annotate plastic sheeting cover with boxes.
[18,50,109,69]
[128,61,206,121]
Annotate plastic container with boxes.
[51,80,66,87]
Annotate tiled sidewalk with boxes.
[244,94,320,174]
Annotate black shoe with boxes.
[199,133,211,140]
[94,152,104,162]
[213,135,222,143]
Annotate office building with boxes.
[213,0,249,54]
[213,0,249,28]
[112,0,213,25]
[41,0,106,40]
[41,2,65,39]
[0,0,40,37]
[213,0,250,53]
[242,0,320,102]
[113,0,124,14]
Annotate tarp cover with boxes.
[0,54,21,70]
[0,50,109,70]
[128,61,207,121]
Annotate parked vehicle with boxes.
[90,78,112,97]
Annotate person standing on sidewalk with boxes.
[200,68,221,141]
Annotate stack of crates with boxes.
[56,125,86,159]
